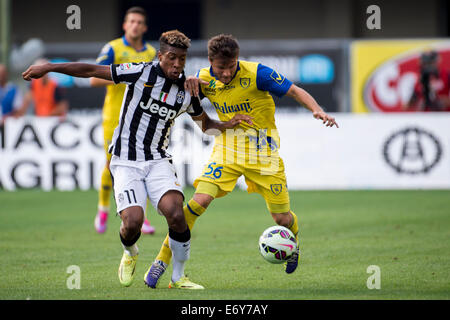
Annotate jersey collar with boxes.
[209,61,241,84]
[122,35,148,52]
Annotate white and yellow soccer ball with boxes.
[258,226,297,264]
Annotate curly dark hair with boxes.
[159,30,191,52]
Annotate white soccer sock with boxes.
[98,205,109,213]
[122,243,139,257]
[169,237,190,283]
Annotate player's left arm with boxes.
[188,97,253,135]
[191,111,253,135]
[257,63,338,128]
[285,84,339,128]
[184,75,209,97]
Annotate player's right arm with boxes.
[23,62,112,81]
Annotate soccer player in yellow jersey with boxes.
[92,7,157,234]
[145,34,338,288]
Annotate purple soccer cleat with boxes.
[144,260,167,288]
[285,246,300,274]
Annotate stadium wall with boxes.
[1,113,449,191]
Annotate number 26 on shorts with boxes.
[204,162,223,179]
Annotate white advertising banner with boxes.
[0,116,104,191]
[1,113,449,191]
[276,113,450,189]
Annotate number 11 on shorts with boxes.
[124,189,137,204]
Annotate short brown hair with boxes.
[124,6,147,23]
[207,34,239,60]
[159,30,191,52]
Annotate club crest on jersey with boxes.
[118,193,124,203]
[176,91,185,104]
[240,77,251,88]
[270,184,282,195]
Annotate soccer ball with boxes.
[258,226,297,264]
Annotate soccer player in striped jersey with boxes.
[22,30,252,289]
[91,6,157,235]
[148,34,338,288]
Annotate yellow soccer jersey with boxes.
[96,36,156,123]
[198,60,293,162]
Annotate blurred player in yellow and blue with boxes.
[92,7,157,234]
[145,34,339,288]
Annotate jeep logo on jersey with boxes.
[139,98,177,120]
[363,46,450,112]
[383,127,442,174]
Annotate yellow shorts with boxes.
[194,146,290,214]
[103,120,118,162]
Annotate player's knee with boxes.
[166,211,186,232]
[193,193,213,209]
[159,192,186,231]
[121,207,144,233]
[159,191,184,214]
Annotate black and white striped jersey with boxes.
[108,61,204,161]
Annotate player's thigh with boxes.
[244,159,290,214]
[109,161,147,214]
[144,159,184,215]
[194,161,243,198]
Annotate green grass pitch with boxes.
[0,188,449,300]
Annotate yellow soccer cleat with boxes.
[118,252,138,287]
[168,276,205,290]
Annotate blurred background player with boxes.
[19,58,69,119]
[91,6,157,234]
[405,49,450,112]
[145,34,338,288]
[0,63,23,125]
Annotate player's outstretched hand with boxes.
[22,64,50,81]
[224,114,254,129]
[184,76,209,97]
[313,111,339,128]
